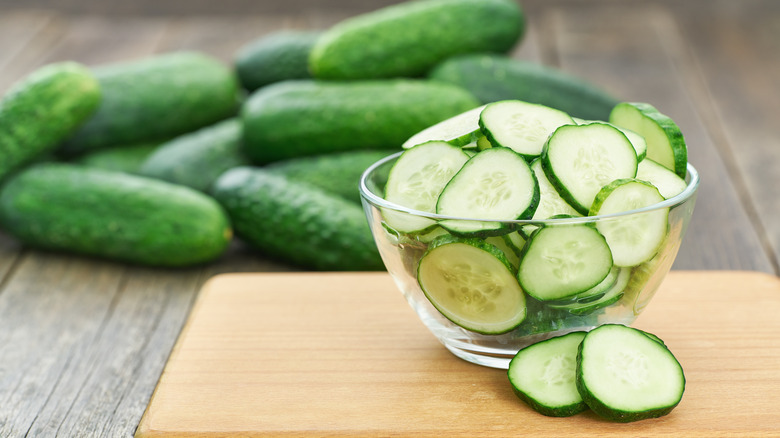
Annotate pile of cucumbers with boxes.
[0,0,621,270]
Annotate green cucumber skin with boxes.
[241,79,480,164]
[576,324,685,423]
[309,0,524,80]
[76,142,161,173]
[0,163,232,267]
[211,167,384,271]
[265,150,392,204]
[429,54,619,120]
[235,30,321,91]
[59,52,240,156]
[0,62,100,180]
[139,118,250,192]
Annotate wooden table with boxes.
[0,0,778,436]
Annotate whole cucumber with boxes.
[235,30,321,91]
[211,167,384,271]
[309,0,524,79]
[59,51,240,156]
[0,163,232,267]
[241,79,479,164]
[0,62,100,180]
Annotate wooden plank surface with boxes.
[136,271,780,437]
[0,1,778,437]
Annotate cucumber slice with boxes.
[508,331,588,417]
[384,141,470,232]
[530,159,582,221]
[576,324,685,422]
[417,235,526,335]
[502,231,526,256]
[576,120,648,162]
[636,158,687,199]
[479,100,575,160]
[542,123,638,215]
[436,147,539,236]
[517,224,613,302]
[590,179,668,267]
[402,104,486,149]
[609,102,687,178]
[485,235,520,270]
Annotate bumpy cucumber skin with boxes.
[0,62,100,180]
[575,324,685,423]
[309,0,524,80]
[235,30,321,91]
[139,118,250,192]
[59,52,240,156]
[429,54,619,120]
[508,331,588,417]
[0,163,232,267]
[241,79,480,164]
[211,167,384,271]
[76,142,161,173]
[265,150,392,204]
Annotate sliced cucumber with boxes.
[402,104,486,149]
[384,141,470,232]
[517,224,613,302]
[508,331,588,417]
[590,179,668,267]
[479,100,575,160]
[609,102,687,178]
[636,158,687,199]
[530,159,582,221]
[417,235,526,335]
[502,231,526,256]
[485,235,520,270]
[542,123,638,215]
[436,147,538,236]
[576,324,685,422]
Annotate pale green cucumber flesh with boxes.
[636,158,687,199]
[402,104,486,149]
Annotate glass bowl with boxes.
[360,151,699,369]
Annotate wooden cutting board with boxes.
[136,271,780,437]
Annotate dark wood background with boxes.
[0,0,778,436]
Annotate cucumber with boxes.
[429,54,619,120]
[589,179,668,267]
[542,123,638,215]
[479,100,575,160]
[384,141,470,233]
[309,0,524,80]
[0,163,232,267]
[508,331,588,417]
[241,79,480,164]
[549,267,630,315]
[485,235,520,270]
[76,142,161,173]
[417,235,526,335]
[402,104,486,149]
[576,324,685,422]
[436,147,539,235]
[609,102,688,178]
[59,52,240,156]
[265,150,393,204]
[210,167,383,271]
[234,30,321,91]
[517,224,613,302]
[636,158,687,199]
[0,62,100,180]
[138,118,250,192]
[577,120,647,162]
[529,159,581,221]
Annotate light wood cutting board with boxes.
[136,271,780,437]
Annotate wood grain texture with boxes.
[137,271,780,437]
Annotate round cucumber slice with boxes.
[636,158,687,199]
[508,331,588,417]
[417,236,526,335]
[590,179,668,267]
[402,104,486,149]
[383,141,470,233]
[609,102,687,178]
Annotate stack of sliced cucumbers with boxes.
[383,99,689,336]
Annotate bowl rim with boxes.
[359,151,700,224]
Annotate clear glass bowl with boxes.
[360,152,700,369]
